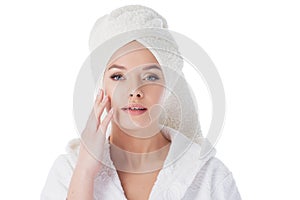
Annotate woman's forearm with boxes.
[66,165,98,200]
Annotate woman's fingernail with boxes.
[109,108,114,113]
[103,95,108,101]
[98,89,102,95]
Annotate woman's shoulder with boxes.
[40,138,80,200]
[187,156,241,199]
[46,138,80,177]
[198,156,233,184]
[202,156,231,173]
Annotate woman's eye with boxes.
[110,74,125,81]
[145,75,159,81]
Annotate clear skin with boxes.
[67,41,171,200]
[103,40,170,153]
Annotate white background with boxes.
[0,0,299,199]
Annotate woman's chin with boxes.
[113,111,162,137]
[117,112,149,128]
[118,119,150,131]
[116,119,162,138]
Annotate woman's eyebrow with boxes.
[142,65,162,71]
[107,64,162,71]
[107,64,126,71]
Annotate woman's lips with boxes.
[121,104,148,116]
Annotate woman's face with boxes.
[103,41,166,135]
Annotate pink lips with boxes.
[121,103,148,116]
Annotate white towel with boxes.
[86,5,204,145]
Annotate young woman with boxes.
[41,5,241,200]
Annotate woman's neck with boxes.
[108,122,171,172]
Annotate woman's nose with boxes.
[129,89,144,98]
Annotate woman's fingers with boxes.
[94,97,109,127]
[95,88,104,105]
[87,89,103,124]
[98,108,114,134]
[85,89,108,131]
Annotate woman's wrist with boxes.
[74,161,102,179]
[76,145,103,178]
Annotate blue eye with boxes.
[110,73,125,81]
[145,75,159,81]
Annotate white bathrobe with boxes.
[41,126,241,200]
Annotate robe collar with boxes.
[98,125,216,200]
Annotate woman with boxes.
[41,5,241,200]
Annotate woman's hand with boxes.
[67,89,113,200]
[76,88,113,177]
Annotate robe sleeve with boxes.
[211,172,242,200]
[40,155,75,200]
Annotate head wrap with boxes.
[88,5,203,144]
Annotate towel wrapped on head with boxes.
[69,5,204,155]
